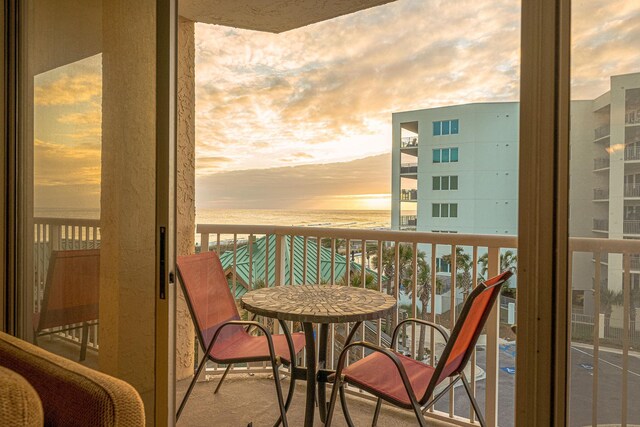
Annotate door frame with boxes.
[516,0,571,425]
[1,0,178,425]
[156,0,178,425]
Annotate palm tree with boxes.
[478,250,518,277]
[442,247,474,298]
[336,270,377,290]
[412,260,440,361]
[373,244,414,333]
[600,288,623,337]
[478,250,517,297]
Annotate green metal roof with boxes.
[219,235,377,298]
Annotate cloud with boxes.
[196,153,391,209]
[194,0,526,173]
[34,138,101,185]
[35,73,102,106]
[193,0,639,181]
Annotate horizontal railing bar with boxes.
[34,217,100,227]
[569,237,640,252]
[196,224,517,247]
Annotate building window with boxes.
[432,203,459,218]
[436,257,451,273]
[432,148,459,163]
[433,119,460,136]
[433,175,459,190]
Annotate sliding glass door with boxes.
[15,1,176,425]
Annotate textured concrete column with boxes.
[100,0,156,423]
[176,16,196,380]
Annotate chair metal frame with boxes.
[325,271,513,427]
[175,254,301,427]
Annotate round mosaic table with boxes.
[241,285,396,427]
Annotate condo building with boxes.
[391,72,640,310]
[391,102,520,236]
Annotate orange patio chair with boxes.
[175,251,305,426]
[33,249,100,362]
[325,270,513,427]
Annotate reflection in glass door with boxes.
[569,1,640,425]
[18,1,174,424]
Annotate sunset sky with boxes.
[33,0,640,211]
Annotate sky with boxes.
[32,0,640,211]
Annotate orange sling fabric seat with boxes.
[326,270,514,427]
[33,249,100,361]
[175,251,305,426]
[176,252,305,364]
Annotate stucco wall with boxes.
[100,0,156,423]
[176,17,196,380]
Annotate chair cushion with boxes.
[0,366,43,426]
[210,331,305,364]
[340,351,438,408]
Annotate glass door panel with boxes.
[19,1,172,424]
[569,1,640,425]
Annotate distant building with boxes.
[390,72,640,311]
[570,73,640,315]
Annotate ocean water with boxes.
[34,207,391,229]
[196,208,390,229]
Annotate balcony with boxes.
[400,214,417,229]
[625,184,640,198]
[400,188,418,201]
[594,124,610,141]
[593,157,610,171]
[32,218,640,426]
[627,108,640,125]
[593,218,609,232]
[401,136,419,149]
[593,188,609,201]
[625,145,640,161]
[400,162,418,177]
[624,220,640,234]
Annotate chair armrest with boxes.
[392,318,450,350]
[335,341,421,406]
[206,320,275,357]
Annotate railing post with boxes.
[273,234,287,336]
[275,234,286,286]
[201,233,210,252]
[485,246,500,427]
[50,224,61,251]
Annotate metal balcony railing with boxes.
[624,184,640,198]
[625,146,640,161]
[32,217,640,426]
[400,215,417,227]
[401,137,418,148]
[593,188,609,200]
[626,109,640,125]
[33,217,101,352]
[593,157,610,170]
[400,163,418,174]
[624,220,640,234]
[400,189,418,201]
[594,125,611,140]
[593,218,609,231]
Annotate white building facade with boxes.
[569,73,640,314]
[391,72,640,313]
[391,103,520,236]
